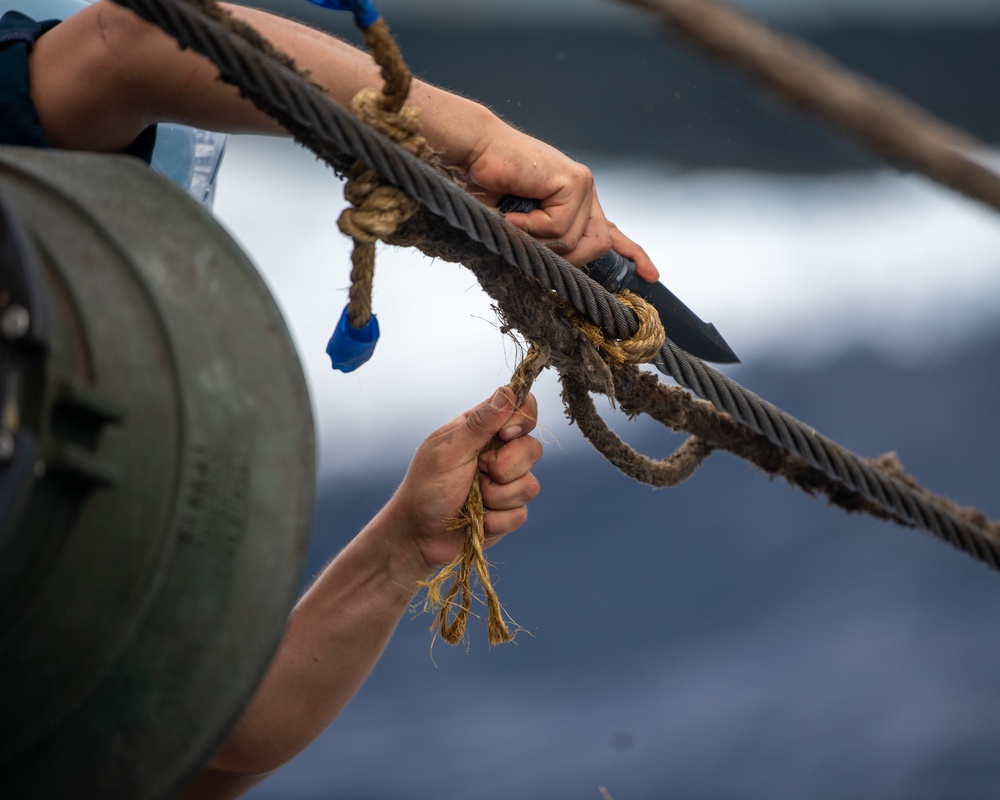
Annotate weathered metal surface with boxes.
[0,147,315,799]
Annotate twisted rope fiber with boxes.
[109,0,1000,570]
[458,253,998,542]
[618,0,1000,217]
[337,18,423,329]
[339,16,550,645]
[560,371,713,487]
[111,0,637,339]
[422,346,548,645]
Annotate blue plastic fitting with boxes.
[326,305,380,372]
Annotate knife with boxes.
[498,195,740,364]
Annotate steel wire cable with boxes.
[110,0,1000,569]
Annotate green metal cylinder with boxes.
[0,148,315,798]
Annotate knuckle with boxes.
[487,450,516,484]
[478,449,498,473]
[466,406,498,438]
[597,228,613,252]
[487,507,527,538]
[570,163,594,188]
[418,438,455,475]
[489,459,514,485]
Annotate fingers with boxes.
[480,470,540,512]
[480,433,543,485]
[431,389,537,443]
[503,170,610,268]
[609,221,660,282]
[504,190,658,280]
[388,391,542,572]
[479,466,539,541]
[498,391,538,442]
[478,433,542,542]
[483,506,529,541]
[465,125,655,273]
[424,387,518,467]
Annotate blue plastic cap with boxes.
[305,0,380,29]
[326,305,380,372]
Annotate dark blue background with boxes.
[241,7,1000,798]
[249,329,1000,799]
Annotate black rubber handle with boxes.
[497,194,637,289]
[497,194,741,363]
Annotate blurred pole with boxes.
[618,0,1000,217]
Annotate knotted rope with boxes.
[561,371,713,487]
[422,346,548,645]
[341,18,526,644]
[336,18,423,328]
[579,290,666,366]
[340,22,667,644]
[337,19,521,640]
[109,0,1000,627]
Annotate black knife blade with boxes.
[498,195,740,364]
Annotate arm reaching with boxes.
[179,388,542,800]
[27,0,657,278]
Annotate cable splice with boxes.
[108,0,1000,574]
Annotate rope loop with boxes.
[338,21,425,329]
[338,185,418,243]
[561,370,712,487]
[580,290,666,365]
[109,0,1000,609]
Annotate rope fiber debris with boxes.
[337,12,550,644]
[107,0,1000,637]
[421,346,548,645]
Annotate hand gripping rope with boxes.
[108,0,1000,645]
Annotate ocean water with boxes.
[214,135,1000,476]
[212,136,1000,799]
[243,343,1000,800]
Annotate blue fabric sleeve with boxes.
[0,10,156,161]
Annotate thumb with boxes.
[455,387,516,456]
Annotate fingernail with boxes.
[503,425,523,440]
[491,388,509,409]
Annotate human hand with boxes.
[381,388,542,579]
[462,118,659,282]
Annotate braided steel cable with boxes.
[110,0,1000,569]
[109,0,637,338]
[653,345,1000,567]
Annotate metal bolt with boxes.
[1,304,30,340]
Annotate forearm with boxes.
[31,2,657,274]
[201,504,431,781]
[161,3,501,164]
[179,390,541,799]
[31,1,498,165]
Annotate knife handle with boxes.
[497,194,638,291]
[497,196,740,364]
